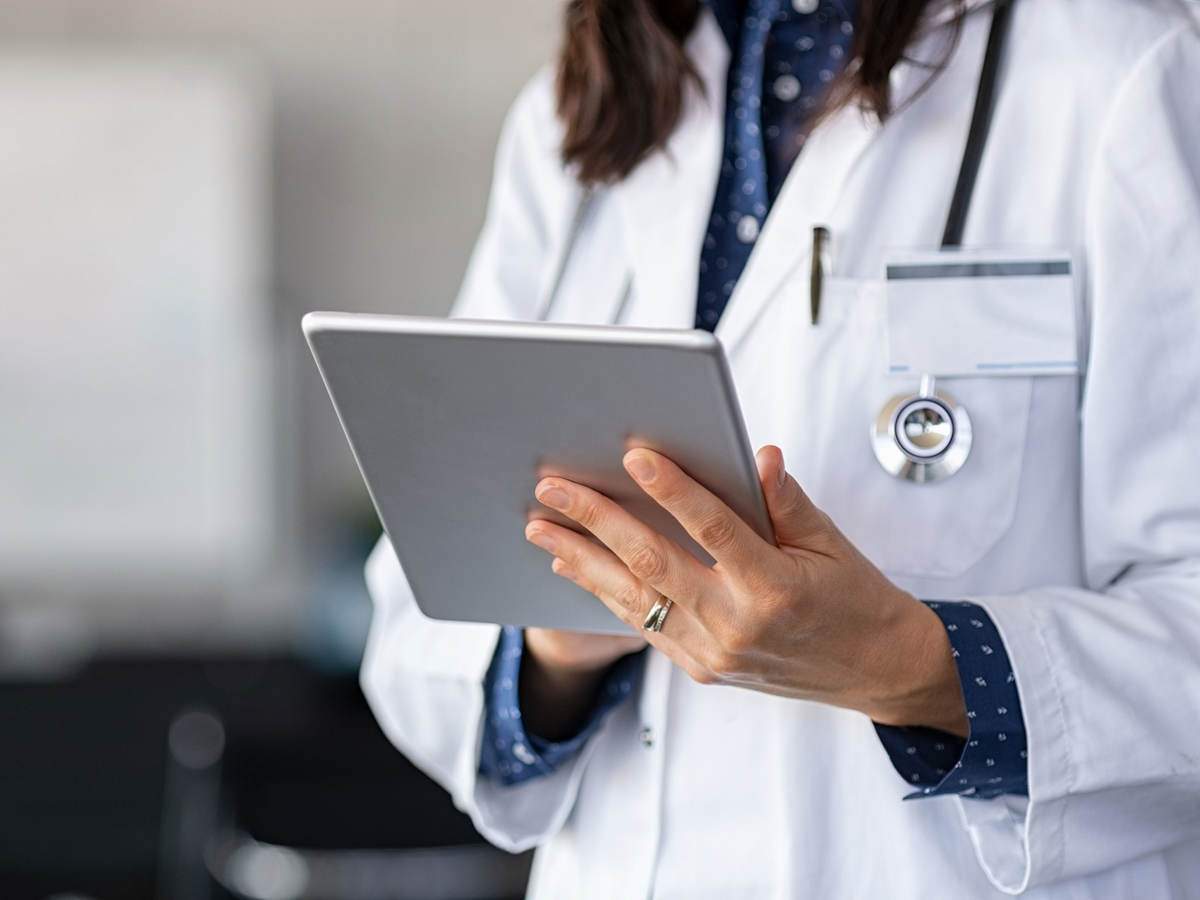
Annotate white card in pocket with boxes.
[884,249,1079,377]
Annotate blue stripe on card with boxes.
[975,361,1077,370]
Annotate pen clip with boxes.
[809,225,831,326]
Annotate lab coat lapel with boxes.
[713,100,880,352]
[610,10,728,329]
[715,2,996,354]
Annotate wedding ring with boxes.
[642,598,672,633]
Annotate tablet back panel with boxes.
[305,313,771,634]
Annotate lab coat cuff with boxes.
[950,591,1070,894]
[470,700,613,853]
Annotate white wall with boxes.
[0,0,562,649]
[0,55,271,581]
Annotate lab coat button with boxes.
[792,0,819,13]
[736,215,760,244]
[772,74,801,103]
[639,726,654,748]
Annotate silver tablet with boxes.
[303,312,772,634]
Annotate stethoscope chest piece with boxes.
[872,377,972,483]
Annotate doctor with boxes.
[361,0,1200,896]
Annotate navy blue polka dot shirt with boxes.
[479,0,1029,800]
[478,627,644,782]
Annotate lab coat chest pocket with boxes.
[755,274,1034,580]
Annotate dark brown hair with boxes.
[556,0,966,185]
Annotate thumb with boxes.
[755,445,827,547]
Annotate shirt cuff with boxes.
[478,626,645,786]
[874,601,1029,800]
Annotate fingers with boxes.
[754,445,830,549]
[525,520,697,647]
[621,449,771,574]
[533,478,715,610]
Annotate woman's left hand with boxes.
[525,445,968,737]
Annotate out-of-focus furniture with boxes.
[0,655,531,900]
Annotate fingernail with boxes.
[525,527,556,554]
[625,454,656,484]
[536,485,570,510]
[551,558,577,579]
[776,451,787,487]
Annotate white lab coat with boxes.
[361,1,1200,896]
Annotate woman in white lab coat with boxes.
[360,0,1200,896]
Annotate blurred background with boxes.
[0,1,559,897]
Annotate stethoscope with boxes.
[538,0,1015,485]
[870,0,1014,483]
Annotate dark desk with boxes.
[0,654,529,899]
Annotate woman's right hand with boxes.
[519,626,646,742]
